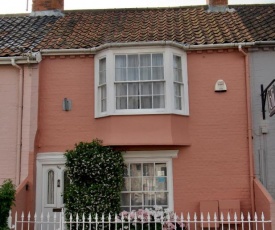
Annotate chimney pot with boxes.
[207,0,232,12]
[207,0,228,6]
[32,0,64,12]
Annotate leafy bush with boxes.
[64,139,125,219]
[0,180,16,230]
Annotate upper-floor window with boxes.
[95,47,189,117]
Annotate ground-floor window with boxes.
[121,151,177,211]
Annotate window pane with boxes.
[143,163,154,176]
[116,83,127,96]
[156,192,168,205]
[116,55,126,68]
[140,54,151,66]
[116,97,127,110]
[101,99,106,112]
[47,170,54,204]
[144,193,155,206]
[141,96,152,109]
[99,58,106,85]
[128,55,139,67]
[131,193,143,205]
[128,68,139,81]
[130,163,142,176]
[140,67,151,80]
[174,69,183,82]
[153,95,165,108]
[143,177,154,191]
[153,82,164,95]
[155,163,167,176]
[99,72,106,85]
[116,55,127,81]
[152,54,163,66]
[173,55,183,82]
[175,97,182,110]
[131,178,142,191]
[155,177,167,191]
[123,178,130,191]
[101,85,106,98]
[140,82,152,95]
[173,55,181,69]
[174,83,182,97]
[152,67,164,80]
[100,85,107,112]
[128,97,139,109]
[128,83,139,96]
[115,68,127,81]
[121,193,130,206]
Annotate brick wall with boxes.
[32,0,63,11]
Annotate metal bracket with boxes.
[261,79,275,120]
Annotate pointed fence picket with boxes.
[8,210,272,230]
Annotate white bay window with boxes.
[95,47,189,117]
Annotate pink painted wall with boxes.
[254,179,274,230]
[173,50,251,214]
[37,50,251,214]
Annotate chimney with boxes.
[207,0,233,12]
[207,0,228,6]
[31,0,64,16]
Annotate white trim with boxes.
[94,46,189,118]
[123,150,178,158]
[36,152,65,214]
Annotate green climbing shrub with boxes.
[0,179,16,230]
[64,139,125,220]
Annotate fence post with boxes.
[8,210,12,229]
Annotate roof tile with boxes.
[0,5,275,56]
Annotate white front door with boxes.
[42,164,67,215]
[36,153,67,217]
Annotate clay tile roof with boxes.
[0,4,275,57]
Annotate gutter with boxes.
[0,52,42,65]
[40,41,257,56]
[2,41,275,58]
[11,58,24,186]
[238,45,255,215]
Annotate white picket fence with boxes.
[8,211,272,230]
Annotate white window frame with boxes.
[95,46,189,118]
[122,150,178,211]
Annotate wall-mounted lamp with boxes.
[63,98,72,111]
[215,79,227,92]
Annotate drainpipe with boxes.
[11,58,24,186]
[238,45,255,214]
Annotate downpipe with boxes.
[11,58,24,186]
[238,45,255,214]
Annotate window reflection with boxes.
[47,170,54,204]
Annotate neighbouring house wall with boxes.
[250,49,275,199]
[0,66,20,183]
[37,50,251,214]
[0,64,39,215]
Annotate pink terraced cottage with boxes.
[0,0,274,227]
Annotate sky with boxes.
[0,0,274,14]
